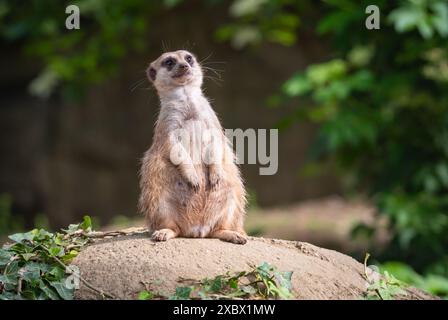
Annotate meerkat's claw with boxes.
[208,174,220,190]
[187,181,200,192]
[151,229,177,242]
[212,230,247,245]
[185,172,201,192]
[208,169,223,191]
[230,233,247,245]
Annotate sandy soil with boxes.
[72,233,432,300]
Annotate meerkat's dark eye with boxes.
[185,55,194,66]
[162,57,176,70]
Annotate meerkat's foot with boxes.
[151,229,177,242]
[212,230,247,245]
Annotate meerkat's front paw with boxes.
[186,172,201,192]
[151,229,177,242]
[208,169,223,190]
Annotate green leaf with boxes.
[388,6,423,33]
[48,266,65,280]
[61,250,79,263]
[50,281,74,300]
[21,253,36,261]
[431,2,448,37]
[277,271,293,290]
[172,286,192,300]
[39,280,60,300]
[80,215,92,232]
[4,260,20,278]
[138,290,154,300]
[8,231,34,243]
[306,59,347,86]
[417,19,434,39]
[347,46,374,67]
[63,223,80,234]
[48,246,65,257]
[0,274,14,286]
[210,276,223,292]
[282,74,311,97]
[22,262,42,284]
[0,249,14,266]
[0,291,20,300]
[1,261,19,292]
[20,289,38,300]
[32,229,53,241]
[229,278,239,289]
[229,0,268,17]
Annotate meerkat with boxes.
[138,50,247,244]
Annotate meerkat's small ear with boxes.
[147,67,157,82]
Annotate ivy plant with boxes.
[139,262,294,300]
[0,216,93,300]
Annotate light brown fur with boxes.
[138,50,247,244]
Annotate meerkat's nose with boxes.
[179,63,189,70]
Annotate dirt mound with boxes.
[72,232,433,300]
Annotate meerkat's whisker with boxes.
[204,76,223,86]
[201,65,225,71]
[199,52,215,64]
[203,73,223,81]
[201,61,227,65]
[161,40,170,53]
[130,78,147,92]
[202,67,223,79]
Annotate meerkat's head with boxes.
[147,50,203,93]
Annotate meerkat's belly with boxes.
[186,225,212,238]
[168,169,232,237]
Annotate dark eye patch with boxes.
[185,55,194,66]
[161,57,176,71]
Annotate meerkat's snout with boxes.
[172,63,190,78]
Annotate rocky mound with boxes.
[72,232,434,300]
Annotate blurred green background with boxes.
[1,0,448,297]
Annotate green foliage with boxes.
[388,0,448,38]
[380,261,448,299]
[216,0,301,48]
[138,262,293,300]
[245,0,448,280]
[224,0,448,293]
[138,290,154,300]
[0,0,179,99]
[0,216,93,300]
[363,254,408,300]
[365,271,407,300]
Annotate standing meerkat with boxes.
[139,50,247,244]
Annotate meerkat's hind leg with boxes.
[211,229,247,245]
[151,228,178,242]
[149,194,180,242]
